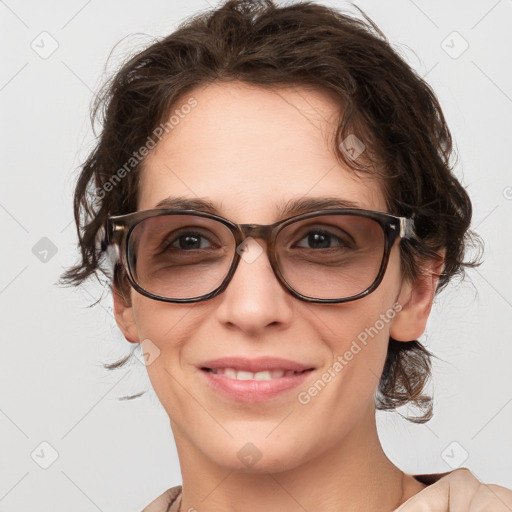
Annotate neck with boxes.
[172,407,424,512]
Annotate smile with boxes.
[200,367,315,402]
[203,368,307,380]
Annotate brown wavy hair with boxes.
[60,0,483,423]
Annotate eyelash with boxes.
[164,227,352,252]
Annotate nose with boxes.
[213,237,294,336]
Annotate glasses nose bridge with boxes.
[234,223,281,290]
[238,223,274,245]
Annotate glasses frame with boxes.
[102,208,417,304]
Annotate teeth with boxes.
[209,368,300,380]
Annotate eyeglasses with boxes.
[101,208,417,304]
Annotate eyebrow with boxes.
[153,196,366,219]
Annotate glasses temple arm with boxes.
[399,215,419,241]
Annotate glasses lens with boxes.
[127,215,235,300]
[276,214,385,300]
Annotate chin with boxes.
[226,456,298,475]
[206,439,307,475]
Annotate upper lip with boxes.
[199,357,314,373]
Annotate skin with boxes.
[114,81,447,511]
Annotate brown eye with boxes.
[293,229,353,250]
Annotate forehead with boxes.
[138,81,386,222]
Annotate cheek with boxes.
[130,295,197,397]
[131,293,197,343]
[325,303,392,385]
[312,266,403,403]
[320,289,397,356]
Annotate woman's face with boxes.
[115,81,419,473]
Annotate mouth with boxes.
[201,367,311,380]
[198,357,316,402]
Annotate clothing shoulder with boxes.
[141,485,182,512]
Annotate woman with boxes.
[61,0,512,510]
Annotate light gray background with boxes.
[1,0,511,511]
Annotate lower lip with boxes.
[201,369,314,402]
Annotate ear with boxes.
[389,249,446,342]
[112,285,139,344]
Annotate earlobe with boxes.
[112,286,139,344]
[389,250,445,342]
